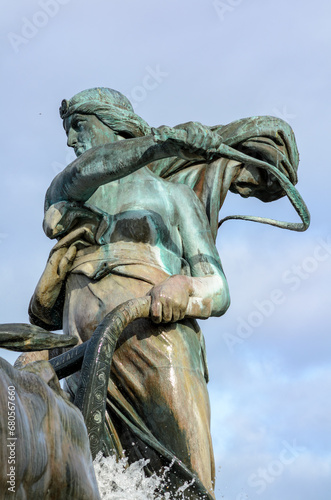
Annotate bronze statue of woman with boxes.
[23,88,308,499]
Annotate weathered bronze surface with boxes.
[0,323,78,351]
[0,357,100,499]
[10,87,309,499]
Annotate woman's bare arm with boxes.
[45,123,222,209]
[45,136,178,209]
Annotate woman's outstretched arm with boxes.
[45,136,176,209]
[45,123,222,209]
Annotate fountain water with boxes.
[93,454,196,499]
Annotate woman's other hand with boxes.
[148,275,193,323]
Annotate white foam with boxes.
[93,453,196,499]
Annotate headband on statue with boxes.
[59,88,151,138]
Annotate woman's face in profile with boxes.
[64,113,120,157]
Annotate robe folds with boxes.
[63,255,215,499]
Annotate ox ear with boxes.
[21,360,69,399]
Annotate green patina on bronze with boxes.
[0,323,78,351]
[3,87,309,499]
[0,357,100,499]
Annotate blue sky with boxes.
[1,1,330,498]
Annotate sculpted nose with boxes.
[67,129,77,148]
